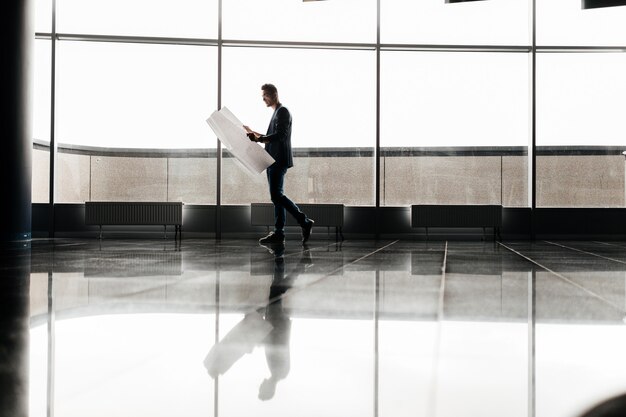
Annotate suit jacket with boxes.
[264,105,293,168]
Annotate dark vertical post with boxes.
[48,0,57,237]
[375,0,381,239]
[1,0,34,242]
[530,0,537,240]
[216,0,223,240]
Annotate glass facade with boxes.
[536,52,626,207]
[221,46,376,205]
[381,0,530,45]
[33,39,51,204]
[31,1,626,210]
[534,1,626,207]
[56,0,219,39]
[222,0,376,43]
[537,0,626,46]
[35,0,52,33]
[55,42,216,150]
[380,51,529,206]
[54,41,218,203]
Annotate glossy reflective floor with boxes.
[3,238,626,417]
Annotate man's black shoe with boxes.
[301,219,314,243]
[259,232,285,245]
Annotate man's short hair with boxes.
[261,83,278,97]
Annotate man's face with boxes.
[262,90,277,107]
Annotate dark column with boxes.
[1,0,34,242]
[0,244,32,417]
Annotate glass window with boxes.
[55,41,218,203]
[35,0,52,33]
[56,41,217,149]
[34,40,51,144]
[380,51,530,207]
[381,0,530,46]
[222,0,376,44]
[56,0,218,39]
[33,39,52,204]
[33,147,50,204]
[536,52,626,207]
[537,0,626,46]
[221,46,376,206]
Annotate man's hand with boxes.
[243,125,262,142]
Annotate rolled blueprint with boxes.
[206,107,275,175]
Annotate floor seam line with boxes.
[544,240,626,266]
[498,241,625,314]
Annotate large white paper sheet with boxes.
[206,107,275,175]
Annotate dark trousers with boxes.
[267,165,306,235]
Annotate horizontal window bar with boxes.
[222,39,376,51]
[33,140,626,158]
[35,33,626,53]
[381,44,532,53]
[47,33,219,46]
[537,46,626,53]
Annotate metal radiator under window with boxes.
[411,204,502,240]
[85,201,183,239]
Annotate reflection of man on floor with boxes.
[203,243,312,401]
[258,247,291,400]
[202,310,271,379]
[258,243,313,400]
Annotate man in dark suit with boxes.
[244,83,314,245]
